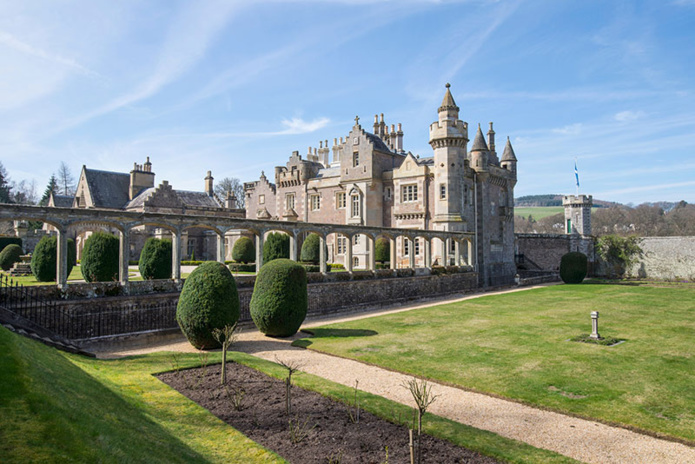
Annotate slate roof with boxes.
[124,187,156,209]
[315,166,341,179]
[176,190,221,208]
[470,125,490,152]
[417,157,435,166]
[501,137,517,162]
[51,194,74,208]
[365,132,392,152]
[84,168,131,209]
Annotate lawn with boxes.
[2,267,192,286]
[514,207,564,220]
[0,325,577,463]
[294,284,695,443]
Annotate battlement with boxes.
[563,194,593,206]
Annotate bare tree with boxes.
[10,179,38,205]
[57,162,76,196]
[214,177,245,208]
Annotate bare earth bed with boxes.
[158,361,500,464]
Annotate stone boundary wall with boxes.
[515,234,595,273]
[45,271,478,340]
[626,236,695,281]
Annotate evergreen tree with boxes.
[39,174,59,206]
[0,162,12,203]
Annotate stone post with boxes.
[424,238,431,269]
[119,228,130,286]
[368,235,375,271]
[408,238,415,269]
[289,232,298,262]
[216,232,226,263]
[56,228,68,290]
[171,229,181,282]
[389,237,396,269]
[443,237,450,266]
[590,311,600,339]
[255,231,265,272]
[346,235,353,273]
[468,239,474,267]
[455,240,461,266]
[319,234,327,274]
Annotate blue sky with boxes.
[2,0,694,205]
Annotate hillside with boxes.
[515,194,621,208]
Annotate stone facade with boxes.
[245,85,518,286]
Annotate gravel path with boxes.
[99,285,695,464]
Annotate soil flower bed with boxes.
[159,361,500,463]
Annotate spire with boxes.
[438,83,459,113]
[501,137,517,162]
[470,124,489,152]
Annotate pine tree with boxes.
[0,162,12,203]
[39,174,59,206]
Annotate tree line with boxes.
[515,202,695,237]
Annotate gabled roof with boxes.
[176,190,221,208]
[49,193,73,208]
[470,124,489,152]
[84,168,130,209]
[124,187,156,209]
[365,132,392,152]
[501,137,517,162]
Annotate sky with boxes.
[1,0,694,205]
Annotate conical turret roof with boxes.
[438,83,459,112]
[501,137,517,162]
[470,124,489,152]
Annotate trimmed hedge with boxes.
[81,232,119,282]
[560,252,588,284]
[232,236,255,264]
[300,233,321,264]
[301,262,331,273]
[262,232,289,264]
[0,237,22,253]
[0,244,23,271]
[250,259,307,337]
[375,237,390,264]
[228,263,256,273]
[30,236,76,282]
[138,238,172,280]
[176,261,240,349]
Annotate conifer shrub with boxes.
[375,237,390,264]
[262,232,290,264]
[138,238,172,280]
[560,252,588,284]
[80,232,119,282]
[250,258,307,337]
[300,233,320,264]
[232,236,255,264]
[228,263,256,273]
[176,261,240,349]
[0,237,22,253]
[0,244,23,271]
[30,236,75,282]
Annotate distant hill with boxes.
[515,194,621,208]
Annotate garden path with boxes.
[99,284,695,464]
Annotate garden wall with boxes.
[626,236,695,281]
[515,234,595,273]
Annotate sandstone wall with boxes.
[628,236,695,281]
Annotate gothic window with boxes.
[310,194,320,211]
[353,152,359,167]
[450,239,456,253]
[403,238,410,256]
[414,238,420,256]
[259,194,265,205]
[440,184,446,200]
[402,184,418,202]
[351,194,360,217]
[353,257,359,268]
[336,192,346,209]
[286,194,295,211]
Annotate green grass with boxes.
[514,207,564,220]
[295,284,695,443]
[1,267,192,286]
[0,326,577,463]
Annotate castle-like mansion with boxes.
[245,85,518,286]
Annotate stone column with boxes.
[171,229,181,282]
[289,232,298,261]
[408,237,415,269]
[424,238,431,269]
[119,228,130,285]
[216,232,226,263]
[319,234,327,274]
[255,231,265,271]
[56,227,68,289]
[455,239,461,266]
[443,237,449,266]
[346,235,353,273]
[389,237,396,269]
[368,235,375,271]
[468,239,474,267]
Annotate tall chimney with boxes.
[205,171,214,196]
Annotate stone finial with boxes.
[446,82,450,89]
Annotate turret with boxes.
[469,124,489,171]
[500,137,517,176]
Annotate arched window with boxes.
[351,194,360,217]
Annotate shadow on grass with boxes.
[292,328,378,348]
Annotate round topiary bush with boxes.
[262,232,290,264]
[176,261,240,349]
[30,236,76,282]
[0,244,23,271]
[300,233,320,264]
[138,238,172,280]
[560,252,588,284]
[232,236,255,264]
[81,232,119,282]
[375,237,390,264]
[250,258,307,337]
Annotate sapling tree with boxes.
[275,357,303,416]
[403,377,439,464]
[212,323,240,385]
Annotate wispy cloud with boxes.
[0,31,100,78]
[596,180,695,197]
[552,123,583,135]
[614,110,646,122]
